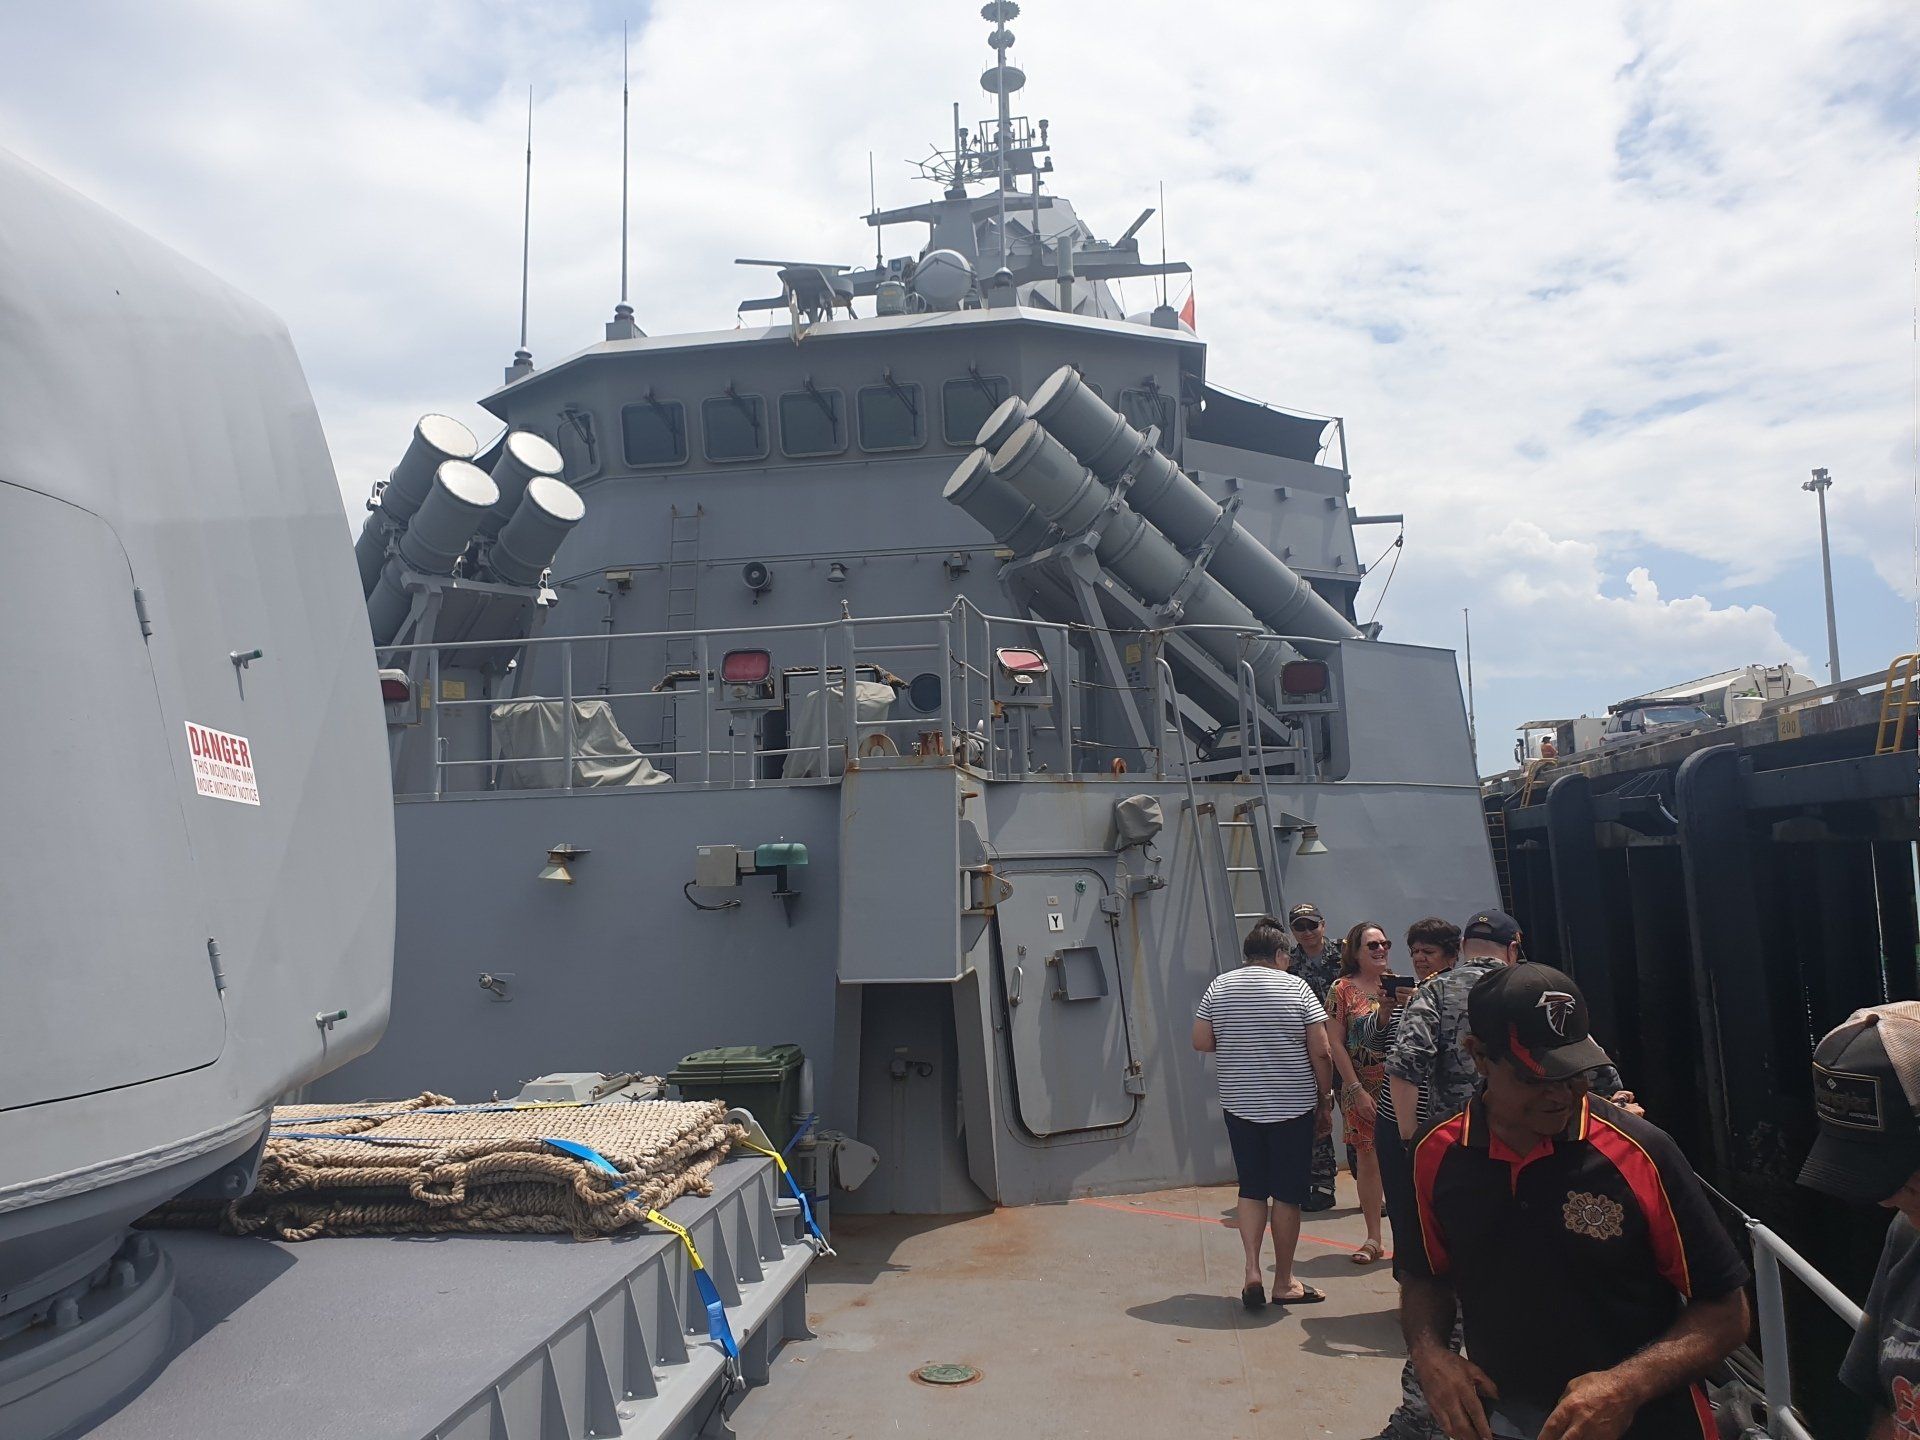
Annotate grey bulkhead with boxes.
[337,296,1494,1211]
[0,148,394,1294]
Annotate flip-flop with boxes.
[1273,1283,1327,1305]
[1241,1283,1267,1311]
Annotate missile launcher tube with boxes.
[988,420,1282,686]
[942,447,1054,557]
[975,394,1031,453]
[380,414,478,524]
[1027,366,1361,643]
[481,430,565,539]
[353,511,394,597]
[366,460,499,646]
[488,474,585,586]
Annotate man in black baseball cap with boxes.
[1797,1002,1920,1438]
[1460,906,1523,953]
[1285,901,1343,1211]
[1399,965,1749,1439]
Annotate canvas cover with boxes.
[782,680,897,778]
[490,699,669,789]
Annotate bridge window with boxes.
[702,391,767,463]
[1120,387,1177,454]
[858,380,924,452]
[779,385,845,458]
[942,373,1009,447]
[621,394,687,467]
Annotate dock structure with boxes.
[1483,659,1918,1433]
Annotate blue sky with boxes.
[1,0,1914,772]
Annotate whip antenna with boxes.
[620,25,629,306]
[1158,181,1167,307]
[508,87,535,381]
[607,26,642,339]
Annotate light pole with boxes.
[1802,468,1841,685]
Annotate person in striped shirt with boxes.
[1193,917,1337,1310]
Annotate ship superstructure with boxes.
[329,7,1497,1214]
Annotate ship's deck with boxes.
[739,1175,1405,1440]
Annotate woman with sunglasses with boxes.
[1328,922,1396,1264]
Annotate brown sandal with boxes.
[1350,1240,1384,1265]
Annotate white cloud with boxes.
[1481,520,1802,680]
[2,0,1913,768]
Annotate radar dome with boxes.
[911,249,975,309]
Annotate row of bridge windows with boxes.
[618,377,1175,468]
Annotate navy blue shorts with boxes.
[1222,1109,1315,1204]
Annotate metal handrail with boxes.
[1696,1180,1866,1440]
[394,598,1346,798]
[1746,1217,1864,1440]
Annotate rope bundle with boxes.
[145,1094,743,1241]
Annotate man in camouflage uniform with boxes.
[1285,902,1343,1211]
[1370,906,1518,1440]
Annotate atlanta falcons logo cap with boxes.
[1468,963,1613,1080]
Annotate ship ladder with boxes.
[1875,652,1920,754]
[1485,807,1515,915]
[659,505,704,757]
[1201,793,1282,950]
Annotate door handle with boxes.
[1010,962,1023,1007]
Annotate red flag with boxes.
[1179,283,1196,331]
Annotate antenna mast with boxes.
[1158,181,1167,306]
[607,27,642,339]
[507,87,535,382]
[620,25,629,306]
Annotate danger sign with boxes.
[185,721,260,806]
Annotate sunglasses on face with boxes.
[1291,919,1321,931]
[1364,939,1392,951]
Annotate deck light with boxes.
[539,844,590,884]
[721,649,772,685]
[1281,660,1330,697]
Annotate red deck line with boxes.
[1070,1196,1393,1257]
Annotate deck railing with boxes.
[380,599,1331,798]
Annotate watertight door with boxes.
[993,867,1137,1135]
[0,485,226,1108]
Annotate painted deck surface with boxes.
[739,1176,1406,1440]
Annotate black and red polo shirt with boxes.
[1400,1093,1749,1439]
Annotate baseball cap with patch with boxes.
[1288,902,1324,924]
[1467,963,1612,1080]
[1461,907,1521,946]
[1798,1002,1920,1204]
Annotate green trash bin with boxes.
[667,1043,805,1149]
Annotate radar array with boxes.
[914,2,1052,199]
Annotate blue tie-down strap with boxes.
[540,1138,740,1366]
[736,1138,834,1257]
[689,1265,740,1363]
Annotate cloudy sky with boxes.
[3,0,1915,770]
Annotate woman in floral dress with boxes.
[1331,921,1396,1264]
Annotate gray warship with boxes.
[0,8,1498,1438]
[330,2,1495,1217]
